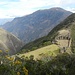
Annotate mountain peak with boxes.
[50,7,67,11]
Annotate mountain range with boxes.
[1,7,72,43]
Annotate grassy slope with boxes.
[18,44,59,60]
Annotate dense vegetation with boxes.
[1,52,75,75]
[21,13,75,53]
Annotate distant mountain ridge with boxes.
[0,18,13,25]
[0,28,23,55]
[1,7,72,43]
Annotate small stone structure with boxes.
[55,29,71,53]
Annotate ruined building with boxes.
[55,29,71,53]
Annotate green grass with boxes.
[17,44,59,60]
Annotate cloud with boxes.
[0,0,19,2]
[60,0,75,5]
[66,7,75,13]
[0,0,75,18]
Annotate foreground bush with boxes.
[0,53,75,75]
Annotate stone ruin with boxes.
[54,29,71,53]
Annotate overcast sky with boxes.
[0,0,75,18]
